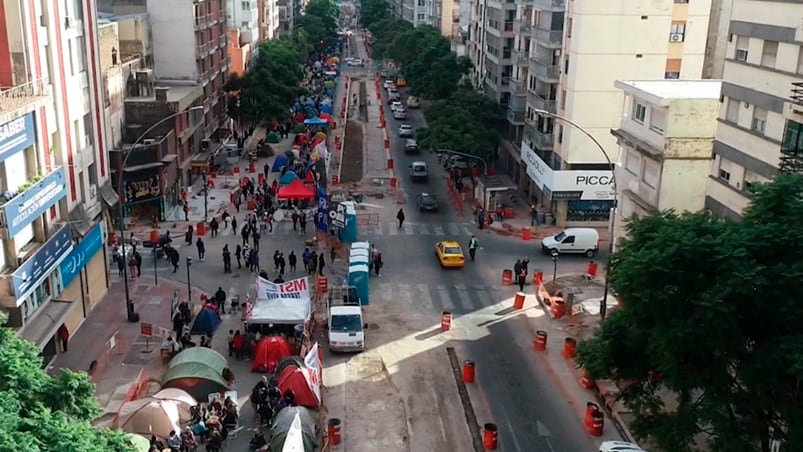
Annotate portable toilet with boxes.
[348,264,370,305]
[351,241,370,251]
[341,201,358,243]
[350,248,369,260]
[350,253,369,268]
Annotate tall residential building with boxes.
[227,0,260,57]
[258,0,281,41]
[391,0,459,37]
[706,0,800,218]
[611,80,721,245]
[466,0,516,105]
[508,0,726,227]
[0,0,115,361]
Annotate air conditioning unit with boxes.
[88,184,98,199]
[669,33,684,43]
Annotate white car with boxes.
[398,124,414,138]
[383,80,394,89]
[393,109,407,119]
[345,58,364,67]
[599,441,647,452]
[390,101,403,111]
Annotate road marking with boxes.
[435,284,453,310]
[396,283,411,304]
[402,223,414,235]
[433,225,445,236]
[418,224,431,235]
[414,283,429,306]
[462,226,475,236]
[447,223,461,235]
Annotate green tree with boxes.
[417,89,503,156]
[576,174,803,451]
[0,316,132,451]
[360,0,392,29]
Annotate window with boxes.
[665,58,681,79]
[642,160,660,189]
[751,108,767,134]
[761,40,778,68]
[674,0,689,3]
[725,98,740,123]
[77,37,87,72]
[241,21,249,27]
[632,102,647,123]
[649,108,666,134]
[67,40,75,75]
[669,22,686,42]
[566,18,572,38]
[625,150,641,175]
[719,168,731,181]
[417,13,425,20]
[735,36,749,61]
[560,89,566,109]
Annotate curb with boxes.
[533,278,639,445]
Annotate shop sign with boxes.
[521,144,615,201]
[124,176,161,203]
[12,227,73,302]
[0,113,36,163]
[2,167,68,237]
[315,185,329,233]
[59,223,104,287]
[329,202,346,229]
[521,143,553,190]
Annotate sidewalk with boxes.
[48,275,206,422]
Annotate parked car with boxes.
[387,87,399,96]
[383,80,394,89]
[390,101,404,112]
[398,124,414,138]
[404,139,420,153]
[417,193,439,212]
[393,109,408,120]
[541,228,600,258]
[387,92,400,103]
[345,58,365,66]
[407,96,421,109]
[409,161,428,182]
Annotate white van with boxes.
[327,286,365,353]
[541,228,599,257]
[599,441,646,452]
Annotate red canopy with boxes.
[251,336,292,373]
[277,178,315,200]
[276,364,319,408]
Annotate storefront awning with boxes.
[19,299,76,350]
[100,180,119,209]
[123,162,164,172]
[67,204,94,237]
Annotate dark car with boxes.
[417,193,439,212]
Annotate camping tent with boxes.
[269,407,319,452]
[304,117,328,126]
[252,336,293,373]
[276,364,319,408]
[161,348,232,400]
[279,171,299,186]
[124,434,151,452]
[277,179,315,201]
[190,306,221,334]
[273,154,290,172]
[151,388,198,422]
[275,356,305,378]
[116,399,181,440]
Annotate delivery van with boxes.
[541,228,599,257]
[327,286,366,352]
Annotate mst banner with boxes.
[250,277,313,324]
[256,276,311,302]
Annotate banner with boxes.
[256,276,310,302]
[304,342,322,403]
[316,185,329,232]
[251,277,312,324]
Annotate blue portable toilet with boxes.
[350,248,369,260]
[340,201,358,243]
[352,241,370,250]
[348,264,370,306]
[350,254,369,268]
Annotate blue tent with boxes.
[279,171,299,185]
[304,117,328,126]
[190,307,221,334]
[319,104,333,114]
[272,154,289,172]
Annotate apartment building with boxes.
[259,0,281,41]
[466,0,517,105]
[611,80,721,245]
[706,0,803,218]
[391,0,458,35]
[510,0,724,227]
[227,0,260,56]
[0,0,116,361]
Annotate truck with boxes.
[327,285,366,353]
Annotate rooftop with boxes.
[614,80,722,107]
[124,84,200,104]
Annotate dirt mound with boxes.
[340,120,364,183]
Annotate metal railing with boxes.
[510,78,526,94]
[503,21,514,32]
[0,77,49,113]
[534,26,563,45]
[196,43,209,58]
[513,48,528,65]
[530,93,557,112]
[530,57,560,81]
[525,121,554,149]
[195,15,208,29]
[791,82,803,105]
[219,35,227,48]
[507,106,525,124]
[515,20,532,34]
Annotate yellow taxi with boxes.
[435,241,465,268]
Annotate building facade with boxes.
[0,0,115,361]
[227,0,260,55]
[228,29,254,78]
[466,0,516,105]
[258,0,281,41]
[505,0,726,226]
[611,80,721,245]
[706,0,801,218]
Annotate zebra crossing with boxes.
[370,281,507,313]
[213,221,477,237]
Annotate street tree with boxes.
[417,89,503,156]
[575,174,803,451]
[295,0,340,54]
[360,0,392,28]
[0,316,132,451]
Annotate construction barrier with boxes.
[389,177,397,188]
[513,292,525,310]
[233,166,240,175]
[248,162,255,173]
[440,311,452,331]
[462,361,475,384]
[589,411,604,436]
[584,402,599,430]
[501,269,513,285]
[586,261,598,279]
[551,297,566,318]
[522,227,532,241]
[317,276,328,294]
[327,418,342,445]
[580,370,596,390]
[533,271,543,285]
[533,330,547,352]
[562,337,577,359]
[387,159,393,170]
[483,423,498,450]
[384,138,390,149]
[196,222,206,236]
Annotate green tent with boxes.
[161,348,232,400]
[269,407,319,452]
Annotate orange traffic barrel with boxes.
[317,276,328,294]
[384,139,390,149]
[551,298,566,318]
[149,230,160,244]
[196,222,206,236]
[562,337,577,359]
[513,292,525,310]
[483,423,498,450]
[501,269,513,285]
[389,177,397,188]
[462,360,475,384]
[327,418,342,445]
[332,175,339,186]
[521,227,532,241]
[440,311,452,331]
[589,411,604,436]
[533,271,543,285]
[586,261,598,279]
[584,402,600,429]
[580,370,596,390]
[533,330,547,352]
[387,159,394,170]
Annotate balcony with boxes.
[507,105,525,124]
[525,120,554,149]
[531,57,560,81]
[534,26,563,46]
[196,42,209,58]
[0,77,50,123]
[530,92,557,112]
[535,0,565,9]
[513,48,529,65]
[206,14,214,25]
[219,35,227,48]
[514,20,531,34]
[791,82,803,115]
[503,21,514,33]
[194,15,208,29]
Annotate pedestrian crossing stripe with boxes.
[217,221,478,237]
[371,282,504,313]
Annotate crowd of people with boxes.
[147,395,241,452]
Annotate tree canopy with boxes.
[417,89,503,158]
[0,316,132,451]
[576,174,803,452]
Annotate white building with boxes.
[509,0,729,227]
[706,0,803,218]
[228,0,260,52]
[611,80,722,245]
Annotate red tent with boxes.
[276,364,319,408]
[251,336,292,373]
[277,178,315,200]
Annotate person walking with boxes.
[117,255,125,277]
[308,252,318,275]
[196,237,206,261]
[128,254,138,278]
[169,247,180,273]
[231,216,238,235]
[241,224,250,247]
[210,218,219,237]
[317,254,326,276]
[273,250,281,272]
[373,251,383,277]
[266,212,273,233]
[252,230,261,252]
[223,244,232,273]
[57,325,70,352]
[396,208,405,228]
[278,253,286,275]
[299,214,307,234]
[134,249,143,276]
[288,251,297,273]
[214,287,227,314]
[291,210,299,231]
[235,244,243,269]
[468,235,479,262]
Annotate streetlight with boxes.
[202,170,209,222]
[551,249,559,284]
[152,247,159,286]
[186,256,193,303]
[532,109,618,320]
[118,105,204,322]
[439,149,489,214]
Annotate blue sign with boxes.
[59,223,104,287]
[12,226,73,300]
[316,185,329,233]
[3,167,67,237]
[0,113,36,163]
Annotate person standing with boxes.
[231,216,238,235]
[299,214,307,234]
[291,210,299,231]
[517,266,527,291]
[396,208,405,228]
[468,235,478,262]
[134,249,143,276]
[234,244,242,269]
[252,229,261,252]
[128,253,138,278]
[210,218,219,237]
[278,253,286,275]
[273,250,281,272]
[288,251,297,273]
[214,287,227,314]
[172,310,185,335]
[241,224,250,247]
[196,237,206,261]
[317,254,326,276]
[309,252,318,275]
[373,251,383,277]
[223,245,232,273]
[57,325,69,352]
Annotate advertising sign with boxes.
[315,185,329,233]
[521,143,552,190]
[521,143,615,201]
[3,167,67,237]
[329,202,346,229]
[59,223,104,287]
[124,176,161,203]
[0,113,36,163]
[12,227,73,301]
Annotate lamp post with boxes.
[186,256,193,303]
[533,109,618,320]
[202,170,209,222]
[152,248,159,286]
[551,250,559,284]
[118,105,204,322]
[439,149,489,212]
